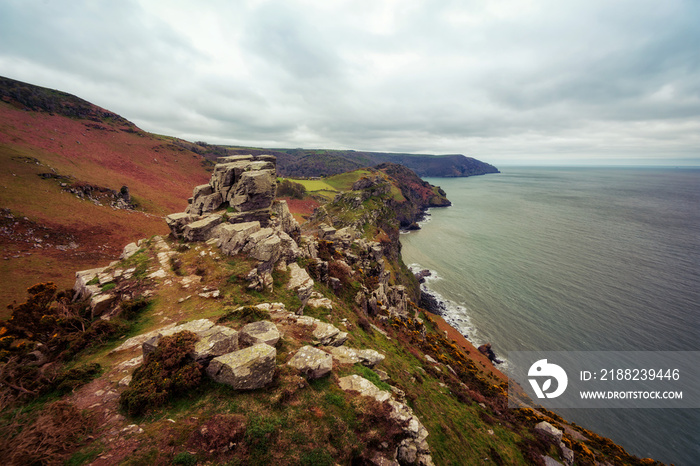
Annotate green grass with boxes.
[66,445,104,466]
[324,169,372,191]
[282,178,337,193]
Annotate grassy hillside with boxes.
[0,76,211,316]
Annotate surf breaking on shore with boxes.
[408,262,511,369]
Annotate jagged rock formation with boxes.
[185,154,277,223]
[165,155,306,296]
[67,153,437,465]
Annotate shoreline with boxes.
[424,311,509,383]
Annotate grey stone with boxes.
[330,346,361,364]
[287,345,332,379]
[183,215,223,242]
[73,267,107,301]
[313,322,342,346]
[560,443,574,466]
[191,326,239,360]
[120,242,139,260]
[272,200,301,239]
[287,262,314,306]
[535,421,563,443]
[217,221,261,256]
[248,232,281,263]
[338,375,391,403]
[142,334,162,356]
[90,293,116,317]
[357,349,385,367]
[240,320,280,347]
[166,212,199,238]
[229,169,276,212]
[543,456,564,466]
[319,224,336,239]
[186,184,224,215]
[369,453,400,466]
[206,344,276,390]
[397,440,418,465]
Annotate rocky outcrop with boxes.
[271,199,301,240]
[535,421,574,466]
[339,375,434,466]
[330,347,385,367]
[186,155,276,218]
[183,215,223,242]
[165,155,306,297]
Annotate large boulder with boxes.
[90,293,116,318]
[183,215,223,242]
[217,221,261,256]
[313,322,348,347]
[206,344,276,390]
[330,347,385,367]
[191,326,239,361]
[244,229,282,263]
[166,212,199,238]
[338,375,391,403]
[535,421,563,442]
[239,321,280,347]
[287,263,314,307]
[229,169,276,212]
[73,266,106,302]
[287,345,333,379]
[186,184,223,215]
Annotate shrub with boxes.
[217,306,270,325]
[277,179,306,199]
[119,331,203,417]
[53,363,102,395]
[120,297,152,320]
[172,452,198,465]
[66,320,129,357]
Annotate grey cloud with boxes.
[0,0,698,165]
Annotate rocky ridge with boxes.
[1,152,659,465]
[68,154,436,465]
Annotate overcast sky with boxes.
[1,0,699,166]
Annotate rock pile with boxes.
[163,155,308,299]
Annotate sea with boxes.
[400,167,700,465]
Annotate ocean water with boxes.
[400,167,700,465]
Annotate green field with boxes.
[281,169,374,201]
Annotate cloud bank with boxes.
[1,0,698,165]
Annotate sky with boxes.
[1,0,699,166]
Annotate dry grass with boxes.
[0,401,95,466]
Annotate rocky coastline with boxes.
[0,154,661,465]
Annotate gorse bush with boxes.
[119,331,203,417]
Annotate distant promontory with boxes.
[204,147,500,178]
